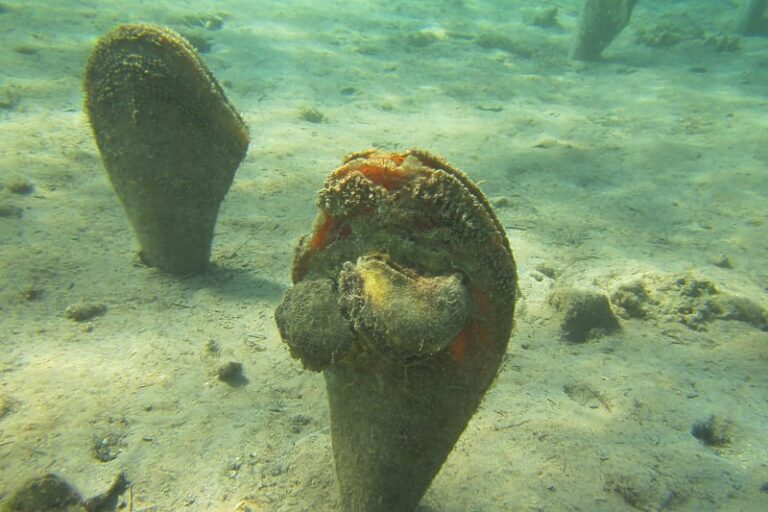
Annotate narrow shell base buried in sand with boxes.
[572,0,637,61]
[84,24,249,274]
[275,149,517,511]
[737,0,768,35]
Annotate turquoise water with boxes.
[1,1,767,511]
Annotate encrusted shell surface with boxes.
[289,148,516,366]
[275,149,518,512]
[84,24,249,273]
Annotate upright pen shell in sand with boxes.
[276,149,517,511]
[85,24,249,274]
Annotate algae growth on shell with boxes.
[84,23,249,274]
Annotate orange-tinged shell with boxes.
[277,149,518,512]
[291,148,516,365]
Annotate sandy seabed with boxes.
[1,0,767,510]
